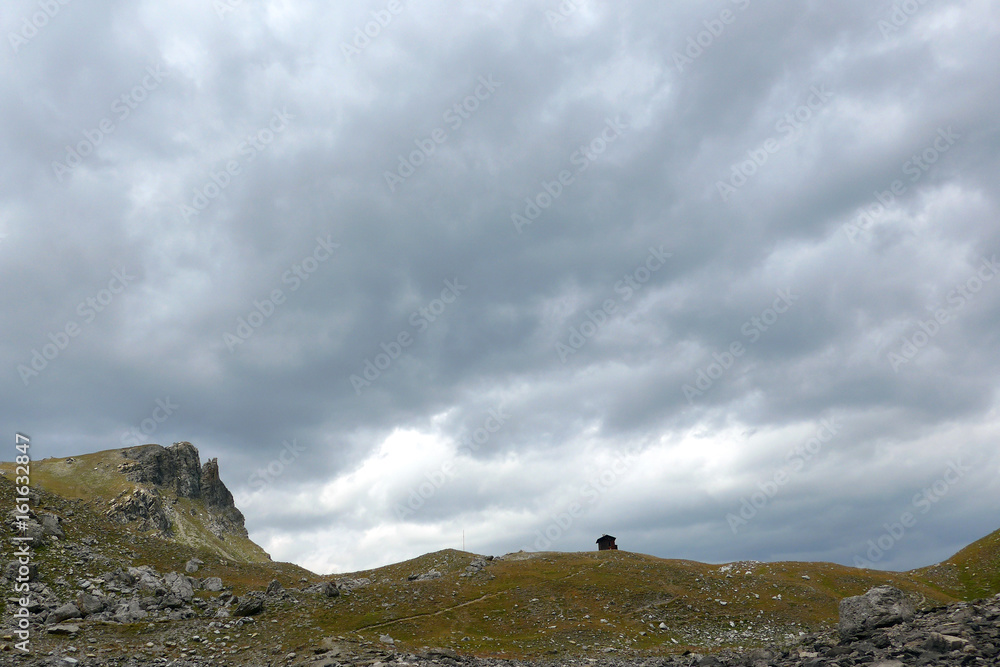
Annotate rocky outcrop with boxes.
[120,441,202,498]
[105,486,172,534]
[112,441,247,538]
[200,457,248,538]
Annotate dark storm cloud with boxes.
[2,0,998,573]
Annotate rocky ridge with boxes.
[111,442,248,540]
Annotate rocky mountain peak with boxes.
[119,441,203,499]
[115,441,247,539]
[200,457,231,509]
[200,456,248,539]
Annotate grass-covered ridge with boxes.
[0,446,271,564]
[1,443,998,659]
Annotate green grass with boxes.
[1,446,998,660]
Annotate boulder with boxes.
[336,577,371,591]
[11,517,47,545]
[202,576,224,592]
[6,560,38,582]
[185,558,203,573]
[839,586,916,638]
[39,513,65,539]
[924,632,969,652]
[164,571,195,600]
[113,598,148,623]
[48,603,82,624]
[322,581,340,598]
[76,592,106,616]
[129,566,166,594]
[266,579,284,595]
[233,591,265,616]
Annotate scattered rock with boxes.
[46,624,81,635]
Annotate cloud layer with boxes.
[3,0,999,574]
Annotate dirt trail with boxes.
[356,592,504,631]
[357,566,590,631]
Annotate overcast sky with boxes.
[3,0,999,576]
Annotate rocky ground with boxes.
[4,581,999,666]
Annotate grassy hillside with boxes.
[910,527,1000,601]
[291,548,963,657]
[0,447,271,564]
[1,444,998,660]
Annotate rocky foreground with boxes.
[5,585,999,666]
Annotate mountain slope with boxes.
[911,526,1000,601]
[0,442,270,563]
[1,441,998,661]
